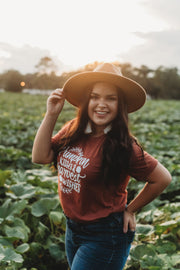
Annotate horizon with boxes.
[1,0,180,74]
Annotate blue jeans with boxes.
[65,212,135,270]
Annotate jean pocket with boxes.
[112,212,123,222]
[127,230,135,244]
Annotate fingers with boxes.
[48,88,65,103]
[129,221,136,232]
[46,88,65,116]
[123,211,136,233]
[123,218,128,233]
[51,88,65,99]
[52,88,64,95]
[123,221,136,233]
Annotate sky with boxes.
[0,0,180,74]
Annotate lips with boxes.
[95,111,108,115]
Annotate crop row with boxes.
[0,92,180,269]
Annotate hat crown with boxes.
[94,63,123,76]
[63,62,146,113]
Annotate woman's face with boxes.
[88,82,118,135]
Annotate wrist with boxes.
[45,111,59,120]
[125,205,136,215]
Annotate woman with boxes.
[32,63,171,270]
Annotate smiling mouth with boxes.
[95,111,108,115]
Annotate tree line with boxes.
[0,57,180,99]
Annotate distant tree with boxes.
[150,66,180,99]
[23,73,35,89]
[35,56,57,75]
[3,70,24,92]
[119,63,134,78]
[0,61,179,99]
[132,65,154,95]
[134,65,153,78]
[0,73,3,88]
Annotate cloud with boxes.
[120,29,180,69]
[121,0,180,69]
[140,0,180,29]
[0,43,67,74]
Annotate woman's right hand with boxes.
[47,88,65,116]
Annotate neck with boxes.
[92,130,105,137]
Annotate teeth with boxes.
[96,111,107,115]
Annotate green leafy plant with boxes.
[0,92,179,269]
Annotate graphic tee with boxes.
[52,122,158,223]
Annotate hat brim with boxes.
[63,71,146,113]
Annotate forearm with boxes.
[127,182,163,213]
[32,113,58,164]
[127,163,172,213]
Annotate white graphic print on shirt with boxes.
[57,147,90,194]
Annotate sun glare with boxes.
[20,81,25,87]
[52,0,163,68]
[1,0,169,71]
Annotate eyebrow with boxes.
[91,92,118,97]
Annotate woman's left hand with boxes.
[123,209,136,233]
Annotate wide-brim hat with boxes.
[63,62,146,113]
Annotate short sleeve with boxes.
[128,142,158,181]
[51,120,74,151]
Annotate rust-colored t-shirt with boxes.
[52,122,158,223]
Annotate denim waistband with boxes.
[66,211,123,224]
[66,212,124,234]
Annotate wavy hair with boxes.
[54,85,135,186]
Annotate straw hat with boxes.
[63,63,146,113]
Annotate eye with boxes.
[90,95,98,100]
[107,96,117,101]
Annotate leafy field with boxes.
[0,92,180,270]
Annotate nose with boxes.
[97,98,106,108]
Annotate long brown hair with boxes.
[101,89,134,186]
[54,85,134,186]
